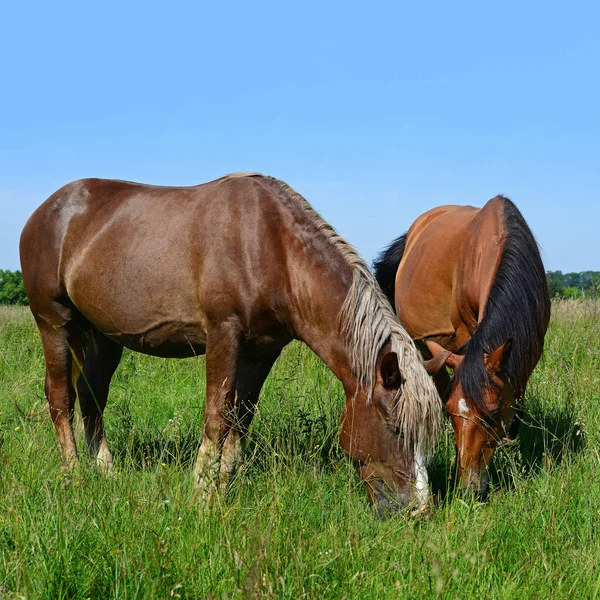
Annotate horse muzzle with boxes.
[370,478,430,519]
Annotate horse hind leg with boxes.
[76,331,123,474]
[37,321,80,469]
[218,349,282,492]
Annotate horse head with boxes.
[424,339,514,498]
[339,347,433,517]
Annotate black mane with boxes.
[454,197,550,412]
[373,233,408,308]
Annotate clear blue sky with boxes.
[1,1,598,273]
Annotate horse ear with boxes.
[484,338,512,372]
[380,352,403,389]
[424,340,464,372]
[423,351,451,375]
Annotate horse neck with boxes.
[286,244,357,393]
[458,199,506,330]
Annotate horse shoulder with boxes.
[395,206,470,341]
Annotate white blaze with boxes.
[458,398,470,416]
[414,449,429,507]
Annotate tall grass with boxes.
[0,301,599,599]
[0,306,31,328]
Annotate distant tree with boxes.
[590,275,600,298]
[580,271,598,290]
[563,272,581,288]
[0,270,28,305]
[546,271,565,297]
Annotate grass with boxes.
[0,300,599,599]
[0,306,31,328]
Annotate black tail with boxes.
[372,233,408,308]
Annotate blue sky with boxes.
[1,1,598,272]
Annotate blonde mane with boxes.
[228,173,442,455]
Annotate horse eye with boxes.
[482,407,501,423]
[387,419,403,436]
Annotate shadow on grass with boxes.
[518,404,585,467]
[108,407,343,474]
[111,426,202,469]
[491,395,585,489]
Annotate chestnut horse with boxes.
[20,173,441,515]
[374,196,550,497]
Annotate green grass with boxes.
[0,300,599,599]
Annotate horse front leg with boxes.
[193,322,241,503]
[217,349,282,492]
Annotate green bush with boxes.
[0,269,28,305]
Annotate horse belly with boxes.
[396,292,455,341]
[104,322,207,358]
[66,258,207,358]
[395,264,456,342]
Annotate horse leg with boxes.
[38,322,79,469]
[193,322,242,500]
[506,402,523,440]
[219,349,282,491]
[419,340,450,400]
[433,367,450,401]
[76,331,123,474]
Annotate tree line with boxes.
[546,270,600,299]
[0,269,598,306]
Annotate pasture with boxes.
[0,301,599,599]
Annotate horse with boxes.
[374,195,550,498]
[20,173,441,515]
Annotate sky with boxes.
[1,1,598,273]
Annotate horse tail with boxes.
[372,233,408,308]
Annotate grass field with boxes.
[0,301,599,599]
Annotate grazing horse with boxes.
[20,173,441,514]
[374,196,550,497]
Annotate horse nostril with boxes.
[371,480,414,518]
[410,504,430,518]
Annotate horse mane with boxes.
[231,174,442,454]
[372,233,408,308]
[455,196,551,413]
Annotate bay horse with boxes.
[20,173,441,515]
[374,196,550,497]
